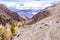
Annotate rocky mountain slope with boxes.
[0,4,28,25]
[10,2,60,40]
[26,2,59,25]
[10,13,60,40]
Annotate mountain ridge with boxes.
[0,4,28,25]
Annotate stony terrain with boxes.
[10,13,60,40]
[9,2,60,40]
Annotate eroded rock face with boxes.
[9,2,60,40]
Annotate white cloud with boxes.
[0,1,56,10]
[42,4,53,9]
[16,2,42,9]
[7,2,16,7]
[32,12,38,15]
[15,1,54,10]
[15,2,41,9]
[25,2,40,7]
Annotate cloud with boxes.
[41,4,53,9]
[32,12,38,15]
[0,0,32,2]
[0,1,57,10]
[24,2,40,7]
[6,2,16,7]
[0,0,58,2]
[15,1,53,10]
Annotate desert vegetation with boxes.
[0,21,25,40]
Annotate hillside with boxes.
[0,3,30,40]
[0,4,28,25]
[26,2,60,25]
[10,2,60,40]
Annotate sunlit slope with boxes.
[10,13,60,40]
[0,3,27,40]
[10,2,60,40]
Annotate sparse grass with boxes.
[0,21,25,40]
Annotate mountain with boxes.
[16,9,39,18]
[26,2,58,25]
[10,12,60,40]
[0,4,28,25]
[0,1,56,18]
[10,1,60,40]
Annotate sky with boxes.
[0,0,59,17]
[0,0,58,2]
[0,1,58,10]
